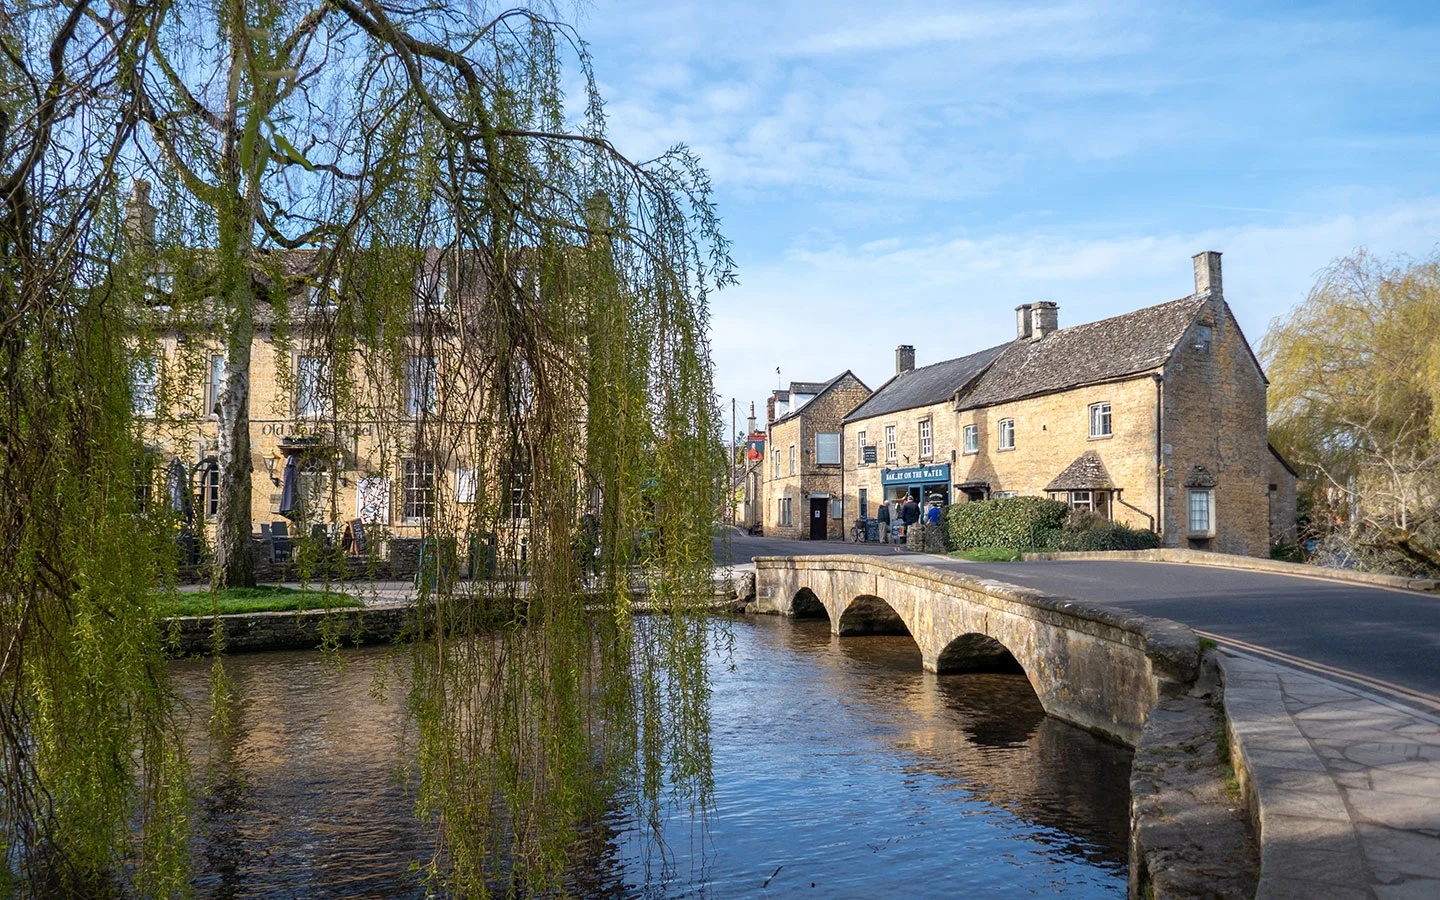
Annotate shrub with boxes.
[1056,510,1161,551]
[943,497,1069,551]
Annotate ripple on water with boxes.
[173,615,1131,898]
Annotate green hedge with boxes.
[1056,511,1162,551]
[943,497,1069,551]
[943,499,1162,552]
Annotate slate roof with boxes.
[957,295,1207,410]
[844,343,1009,422]
[1045,451,1114,491]
[771,370,869,426]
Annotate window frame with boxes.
[815,431,841,466]
[131,357,159,417]
[963,423,979,455]
[830,497,844,519]
[859,487,869,519]
[884,425,897,464]
[789,443,797,476]
[997,418,1015,451]
[401,458,435,522]
[200,460,220,518]
[1088,401,1112,439]
[918,418,933,459]
[1187,488,1215,537]
[405,354,438,417]
[856,429,868,465]
[296,354,330,418]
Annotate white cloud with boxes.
[709,198,1440,411]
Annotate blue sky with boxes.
[576,1,1440,433]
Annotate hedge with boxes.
[943,497,1069,551]
[943,499,1162,552]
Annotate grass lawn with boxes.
[948,547,1024,562]
[157,585,360,617]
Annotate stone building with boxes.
[763,372,872,540]
[843,252,1297,556]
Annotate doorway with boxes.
[809,498,828,540]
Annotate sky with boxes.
[572,0,1440,436]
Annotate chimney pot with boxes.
[896,344,915,375]
[1029,301,1058,341]
[1015,303,1033,340]
[1193,251,1222,297]
[125,179,156,248]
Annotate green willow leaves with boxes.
[3,0,732,895]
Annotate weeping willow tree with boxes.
[0,2,191,895]
[1,0,733,896]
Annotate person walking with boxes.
[901,495,921,530]
[876,499,891,544]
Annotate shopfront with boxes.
[880,463,952,506]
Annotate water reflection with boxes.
[172,616,1130,898]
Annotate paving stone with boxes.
[1365,768,1440,800]
[1345,788,1440,830]
[1261,787,1353,821]
[1355,824,1440,879]
[1256,874,1372,900]
[1374,879,1440,900]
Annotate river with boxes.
[171,615,1132,898]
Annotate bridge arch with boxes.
[751,554,1199,746]
[791,587,829,621]
[935,632,1024,675]
[837,594,909,636]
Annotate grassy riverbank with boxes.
[157,585,360,617]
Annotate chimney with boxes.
[747,401,756,434]
[1029,301,1058,341]
[895,344,915,375]
[766,395,776,424]
[1015,303,1034,340]
[1193,251,1222,297]
[125,179,155,248]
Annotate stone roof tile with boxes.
[1045,450,1114,491]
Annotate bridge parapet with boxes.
[752,555,1198,747]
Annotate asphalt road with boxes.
[716,532,1440,714]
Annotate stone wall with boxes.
[763,373,871,540]
[845,374,1163,535]
[165,604,414,655]
[1267,451,1299,547]
[1161,299,1272,556]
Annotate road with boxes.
[716,532,1440,714]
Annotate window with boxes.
[509,460,532,520]
[402,458,435,521]
[816,432,841,465]
[307,274,340,309]
[884,425,897,463]
[200,460,220,518]
[919,419,933,458]
[131,357,158,416]
[789,444,796,476]
[830,497,844,518]
[998,418,1015,450]
[963,424,978,455]
[1194,325,1213,353]
[859,488,869,518]
[774,448,781,479]
[857,430,867,463]
[1188,489,1213,535]
[1089,402,1112,438]
[296,355,329,417]
[206,354,225,417]
[406,355,437,416]
[1070,490,1095,512]
[455,468,477,504]
[779,497,793,526]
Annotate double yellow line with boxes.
[1197,629,1440,715]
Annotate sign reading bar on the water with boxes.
[881,463,951,486]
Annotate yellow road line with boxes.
[1197,629,1440,712]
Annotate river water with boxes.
[171,616,1132,898]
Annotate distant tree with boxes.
[1262,250,1440,575]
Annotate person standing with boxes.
[876,498,891,543]
[902,495,921,530]
[926,501,941,525]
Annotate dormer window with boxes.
[307,274,340,309]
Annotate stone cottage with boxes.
[764,372,872,540]
[843,252,1297,556]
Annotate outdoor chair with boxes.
[271,521,292,563]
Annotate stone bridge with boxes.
[751,555,1199,746]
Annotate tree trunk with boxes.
[210,6,259,589]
